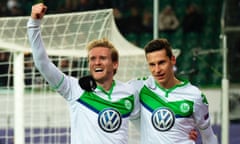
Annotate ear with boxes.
[113,61,119,69]
[171,56,176,65]
[112,61,119,74]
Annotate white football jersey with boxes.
[129,76,210,144]
[59,77,140,144]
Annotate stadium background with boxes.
[1,0,236,86]
[0,0,240,144]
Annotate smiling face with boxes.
[88,46,118,84]
[144,38,179,88]
[146,49,176,88]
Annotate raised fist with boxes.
[31,3,47,19]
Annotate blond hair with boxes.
[87,38,119,74]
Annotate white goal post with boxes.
[0,9,180,144]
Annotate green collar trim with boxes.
[97,80,116,100]
[155,78,189,95]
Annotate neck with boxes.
[97,79,114,91]
[161,76,181,89]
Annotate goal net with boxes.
[0,9,180,144]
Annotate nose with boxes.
[94,57,101,65]
[154,65,162,73]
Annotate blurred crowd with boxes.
[0,0,223,85]
[0,0,205,45]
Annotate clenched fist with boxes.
[31,3,47,19]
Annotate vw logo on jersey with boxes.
[98,108,122,133]
[151,107,175,132]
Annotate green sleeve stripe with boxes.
[201,93,209,104]
[52,75,65,90]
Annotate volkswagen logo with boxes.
[98,108,122,133]
[151,107,175,131]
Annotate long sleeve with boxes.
[27,18,64,89]
[199,126,218,144]
[193,93,219,144]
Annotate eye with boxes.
[148,63,155,67]
[159,61,165,65]
[100,56,107,60]
[89,56,96,62]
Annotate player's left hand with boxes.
[79,75,97,92]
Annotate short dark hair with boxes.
[144,38,173,58]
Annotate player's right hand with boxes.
[189,129,198,141]
[31,3,47,20]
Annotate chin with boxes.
[156,78,165,83]
[93,75,104,81]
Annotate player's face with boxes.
[146,49,176,88]
[88,47,118,83]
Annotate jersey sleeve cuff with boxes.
[27,18,41,28]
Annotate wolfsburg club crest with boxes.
[151,107,175,131]
[98,108,122,133]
